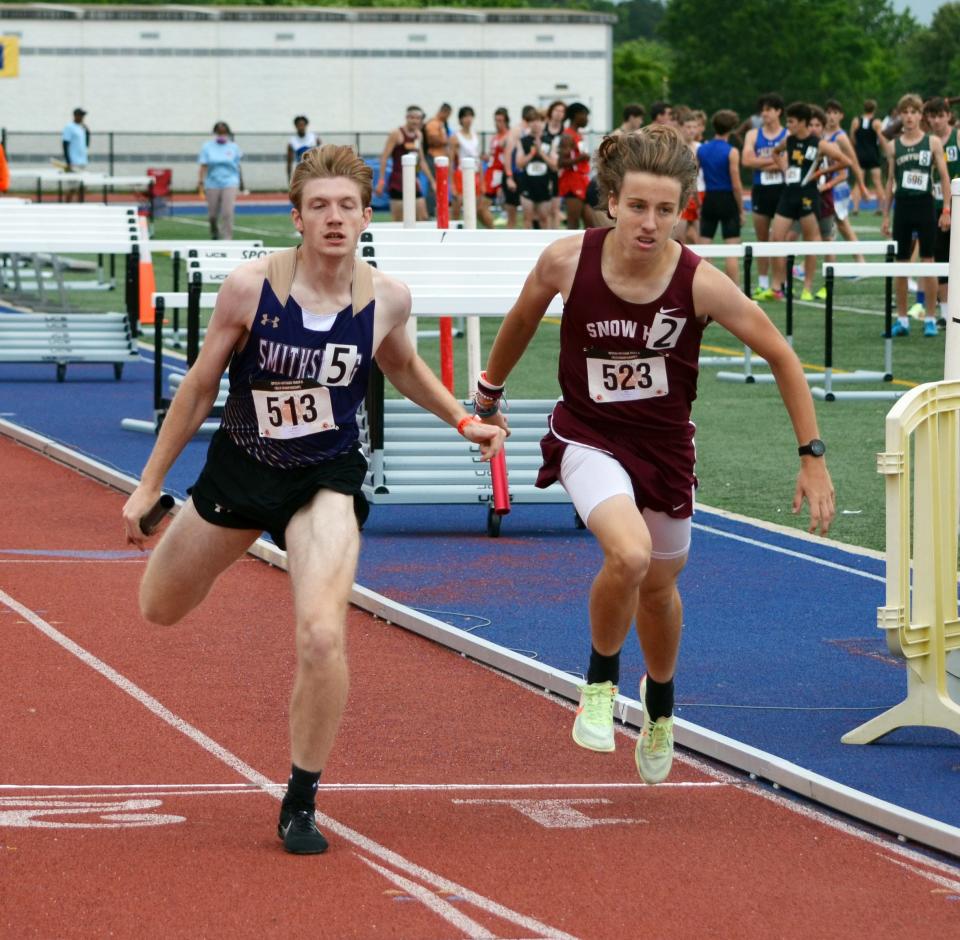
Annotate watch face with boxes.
[807,439,826,456]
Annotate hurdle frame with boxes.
[715,240,898,390]
[816,259,947,401]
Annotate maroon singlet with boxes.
[387,127,420,194]
[536,227,706,518]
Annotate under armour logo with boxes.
[214,503,224,514]
[261,314,280,328]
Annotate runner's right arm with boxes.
[121,264,261,547]
[481,238,579,429]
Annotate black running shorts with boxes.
[189,430,369,550]
[700,191,741,239]
[893,195,937,260]
[751,184,783,218]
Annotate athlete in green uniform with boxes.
[881,94,951,337]
[923,96,960,329]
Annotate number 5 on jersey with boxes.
[318,344,361,386]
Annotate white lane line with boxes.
[880,854,960,892]
[491,667,960,885]
[692,522,886,583]
[0,781,726,793]
[356,855,498,939]
[0,587,577,940]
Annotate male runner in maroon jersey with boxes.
[475,126,834,783]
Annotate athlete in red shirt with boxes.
[475,126,834,784]
[557,102,595,229]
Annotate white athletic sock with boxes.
[941,302,948,320]
[926,316,937,324]
[758,274,769,289]
[898,315,910,327]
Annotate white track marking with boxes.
[485,665,960,884]
[692,523,886,582]
[0,782,725,795]
[0,587,577,940]
[880,854,960,892]
[356,855,498,939]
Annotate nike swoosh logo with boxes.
[672,503,686,511]
[657,306,682,316]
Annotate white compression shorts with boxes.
[559,442,693,560]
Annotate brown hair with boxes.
[897,93,923,114]
[289,144,373,210]
[595,125,698,211]
[711,109,739,135]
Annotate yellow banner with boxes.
[0,36,20,78]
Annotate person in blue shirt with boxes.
[697,109,744,283]
[61,107,90,202]
[198,121,243,240]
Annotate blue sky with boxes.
[892,0,939,23]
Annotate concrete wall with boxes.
[0,5,614,135]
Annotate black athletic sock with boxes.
[587,646,620,686]
[283,764,321,812]
[644,675,675,723]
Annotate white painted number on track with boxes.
[453,798,646,830]
[0,797,185,829]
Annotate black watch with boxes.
[798,438,826,458]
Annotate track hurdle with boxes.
[816,260,947,401]
[715,240,897,388]
[842,380,960,744]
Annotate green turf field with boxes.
[7,208,951,553]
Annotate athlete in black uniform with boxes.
[768,102,851,298]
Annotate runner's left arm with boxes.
[694,262,835,536]
[374,278,505,459]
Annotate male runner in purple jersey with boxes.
[122,145,504,854]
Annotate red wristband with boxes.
[457,415,479,436]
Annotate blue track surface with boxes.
[2,352,957,834]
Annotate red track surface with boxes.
[2,434,959,939]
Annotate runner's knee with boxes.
[603,541,651,586]
[295,621,345,670]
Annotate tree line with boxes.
[63,0,960,129]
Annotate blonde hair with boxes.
[595,125,698,212]
[289,144,373,210]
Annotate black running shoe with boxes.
[278,805,329,855]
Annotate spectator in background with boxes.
[615,103,645,136]
[697,108,744,284]
[62,107,90,202]
[483,107,519,229]
[424,103,452,217]
[650,101,674,126]
[557,102,594,230]
[375,106,434,222]
[450,105,494,227]
[286,116,319,182]
[198,121,243,240]
[850,99,886,215]
[544,100,567,227]
[517,108,556,229]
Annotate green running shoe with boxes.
[572,681,617,752]
[635,675,674,784]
